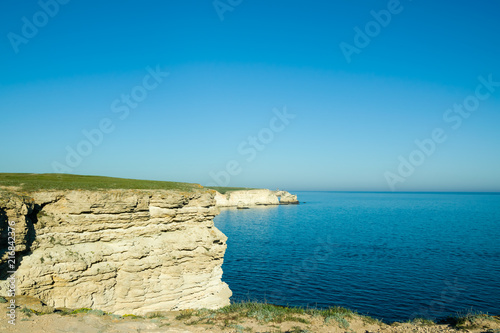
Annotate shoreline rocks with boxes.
[275,190,299,205]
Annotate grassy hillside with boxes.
[0,173,202,192]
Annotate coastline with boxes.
[2,298,499,333]
[2,175,498,331]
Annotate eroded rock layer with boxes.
[0,189,231,316]
[214,189,299,207]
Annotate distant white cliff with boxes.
[214,189,299,207]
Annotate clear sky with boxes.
[1,0,499,192]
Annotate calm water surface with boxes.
[214,192,500,322]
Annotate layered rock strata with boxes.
[0,189,231,316]
[214,189,299,207]
[275,191,299,205]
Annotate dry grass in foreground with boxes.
[2,297,500,333]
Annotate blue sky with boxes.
[1,0,499,191]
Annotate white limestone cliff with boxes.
[0,189,231,316]
[275,191,300,205]
[214,189,299,207]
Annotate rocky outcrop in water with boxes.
[0,189,231,316]
[275,191,299,205]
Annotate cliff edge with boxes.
[0,186,231,316]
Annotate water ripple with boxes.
[215,192,500,322]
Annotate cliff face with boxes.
[214,189,299,207]
[275,191,299,205]
[214,189,279,207]
[0,189,231,316]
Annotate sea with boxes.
[213,191,500,323]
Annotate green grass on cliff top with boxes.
[0,173,206,192]
[0,173,259,194]
[0,173,256,194]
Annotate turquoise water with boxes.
[214,191,500,322]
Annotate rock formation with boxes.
[214,189,279,207]
[214,189,299,207]
[275,191,299,205]
[0,189,231,316]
